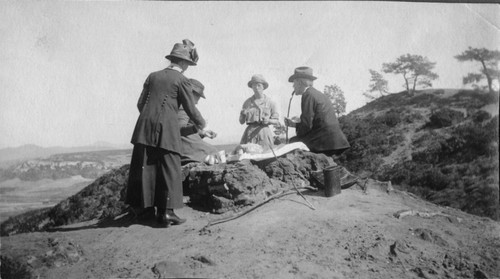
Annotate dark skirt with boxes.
[126,144,183,209]
[180,133,218,165]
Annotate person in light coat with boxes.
[239,74,280,151]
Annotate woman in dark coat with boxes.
[126,40,206,227]
[284,66,350,156]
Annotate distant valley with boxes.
[0,142,132,165]
[0,149,132,223]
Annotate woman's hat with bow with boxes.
[166,39,199,66]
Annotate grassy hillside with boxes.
[337,89,499,219]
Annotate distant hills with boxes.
[0,142,132,164]
[0,148,133,182]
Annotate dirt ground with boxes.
[2,181,499,279]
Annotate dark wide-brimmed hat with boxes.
[247,74,269,90]
[189,78,205,99]
[165,39,199,66]
[288,66,317,82]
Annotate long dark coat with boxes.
[131,68,205,153]
[126,67,205,209]
[292,87,350,153]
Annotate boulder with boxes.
[184,150,334,213]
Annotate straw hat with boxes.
[247,74,269,90]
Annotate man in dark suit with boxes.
[284,66,350,157]
[126,40,206,227]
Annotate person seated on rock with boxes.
[178,79,219,165]
[284,67,350,157]
[239,74,280,151]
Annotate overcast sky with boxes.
[1,1,499,148]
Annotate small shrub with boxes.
[412,131,435,147]
[433,89,445,95]
[471,110,491,123]
[454,89,499,106]
[484,115,499,142]
[428,108,465,128]
[403,111,425,124]
[451,123,495,159]
[388,133,405,146]
[380,161,418,185]
[423,169,451,191]
[376,110,400,127]
[0,255,34,279]
[411,93,438,108]
[408,164,433,187]
[412,149,440,164]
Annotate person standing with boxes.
[126,40,206,227]
[284,66,350,156]
[239,74,280,151]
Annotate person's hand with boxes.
[284,117,296,128]
[201,129,217,139]
[206,130,217,139]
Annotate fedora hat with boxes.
[189,78,205,99]
[247,74,269,90]
[165,39,198,66]
[288,66,317,82]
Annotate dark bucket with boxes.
[323,165,342,197]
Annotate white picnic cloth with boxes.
[227,142,310,162]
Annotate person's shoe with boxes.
[165,212,186,225]
[156,214,171,227]
[130,207,155,221]
[137,207,156,221]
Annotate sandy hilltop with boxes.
[1,172,499,279]
[1,88,499,279]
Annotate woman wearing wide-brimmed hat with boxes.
[126,39,206,227]
[239,74,280,150]
[284,66,350,156]
[178,78,218,164]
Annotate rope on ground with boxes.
[201,144,319,231]
[268,145,316,210]
[201,186,317,231]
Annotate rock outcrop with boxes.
[186,150,333,213]
[1,150,337,236]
